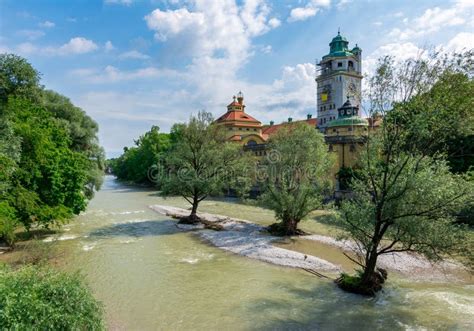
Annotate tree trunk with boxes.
[179,195,201,224]
[189,195,199,222]
[285,218,299,235]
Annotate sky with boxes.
[0,0,473,157]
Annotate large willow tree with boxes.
[259,122,333,235]
[161,111,251,223]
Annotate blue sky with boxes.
[1,0,472,157]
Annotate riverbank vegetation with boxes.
[107,125,170,185]
[0,264,104,330]
[0,54,105,245]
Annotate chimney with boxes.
[307,114,312,119]
[269,121,274,126]
[288,117,293,123]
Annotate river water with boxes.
[52,176,473,330]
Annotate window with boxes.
[328,145,333,152]
[338,62,343,67]
[348,61,354,68]
[247,140,257,146]
[333,129,336,132]
[348,127,353,131]
[239,128,243,131]
[350,144,356,152]
[253,128,257,131]
[246,128,250,131]
[228,127,232,130]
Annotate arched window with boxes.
[348,61,354,68]
[247,140,257,146]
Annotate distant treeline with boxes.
[107,125,173,185]
[0,54,105,244]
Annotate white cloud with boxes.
[145,8,205,42]
[39,20,55,28]
[260,45,272,54]
[144,0,280,82]
[70,65,182,83]
[105,40,115,51]
[13,37,98,56]
[57,37,98,54]
[288,7,318,22]
[337,0,351,10]
[119,50,151,60]
[389,2,471,41]
[373,21,382,26]
[364,42,424,76]
[288,0,331,22]
[446,32,474,52]
[268,17,281,28]
[17,29,45,40]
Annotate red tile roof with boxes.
[217,110,261,124]
[262,118,317,136]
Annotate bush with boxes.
[0,265,104,330]
[0,201,18,245]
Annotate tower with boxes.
[316,31,362,131]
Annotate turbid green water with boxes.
[52,176,473,330]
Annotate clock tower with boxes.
[316,31,362,130]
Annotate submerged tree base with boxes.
[178,215,224,231]
[335,269,388,296]
[267,222,308,236]
[178,214,202,225]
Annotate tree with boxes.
[0,54,105,244]
[161,111,250,223]
[0,54,41,104]
[336,51,474,295]
[6,97,89,229]
[110,126,170,185]
[41,90,105,198]
[259,123,333,235]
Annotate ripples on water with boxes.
[52,176,473,330]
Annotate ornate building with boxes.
[214,91,266,146]
[215,33,380,188]
[316,31,362,130]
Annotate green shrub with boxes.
[0,201,18,245]
[0,265,104,330]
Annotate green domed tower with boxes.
[316,31,363,131]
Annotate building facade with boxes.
[316,31,362,130]
[214,33,380,188]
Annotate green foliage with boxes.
[161,111,251,219]
[337,167,362,191]
[0,265,104,330]
[259,123,333,235]
[41,90,105,198]
[0,54,41,103]
[0,201,18,245]
[0,53,104,243]
[337,51,474,292]
[110,126,170,185]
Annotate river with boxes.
[51,176,473,330]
